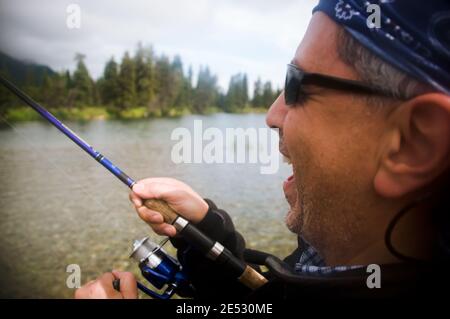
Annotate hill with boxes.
[0,51,56,86]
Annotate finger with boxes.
[129,191,142,207]
[84,279,96,286]
[98,272,115,283]
[147,178,200,199]
[112,271,138,299]
[132,182,176,200]
[132,208,172,235]
[148,222,170,236]
[88,282,121,299]
[75,278,99,298]
[96,272,121,297]
[133,178,202,202]
[148,223,177,237]
[134,184,191,214]
[164,224,177,237]
[157,224,177,237]
[75,286,88,299]
[136,206,164,224]
[135,177,183,188]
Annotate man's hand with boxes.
[129,178,209,237]
[74,271,138,299]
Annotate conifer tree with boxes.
[72,53,94,106]
[117,51,137,109]
[100,57,120,106]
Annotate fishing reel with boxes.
[129,236,193,299]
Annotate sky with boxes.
[0,0,318,92]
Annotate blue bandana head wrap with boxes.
[313,0,450,95]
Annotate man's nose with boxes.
[266,91,288,130]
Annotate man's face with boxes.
[266,13,391,259]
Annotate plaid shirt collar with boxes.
[295,240,362,275]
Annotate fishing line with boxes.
[0,74,268,291]
[0,113,113,213]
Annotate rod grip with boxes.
[238,265,268,289]
[143,198,178,224]
[142,198,268,290]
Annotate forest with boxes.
[0,44,280,121]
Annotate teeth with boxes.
[283,156,292,165]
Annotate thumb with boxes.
[133,182,174,200]
[132,183,148,198]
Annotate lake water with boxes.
[0,113,296,298]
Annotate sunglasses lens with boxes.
[285,65,299,105]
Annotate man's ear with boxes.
[374,93,450,198]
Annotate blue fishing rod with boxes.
[0,76,136,188]
[0,75,268,298]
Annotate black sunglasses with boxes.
[284,63,394,105]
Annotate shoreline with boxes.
[1,105,269,122]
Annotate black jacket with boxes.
[171,199,449,300]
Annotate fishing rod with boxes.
[0,75,268,297]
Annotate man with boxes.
[76,0,450,299]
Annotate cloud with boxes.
[0,0,317,91]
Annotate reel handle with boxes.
[112,279,121,292]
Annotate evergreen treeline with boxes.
[0,44,280,118]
